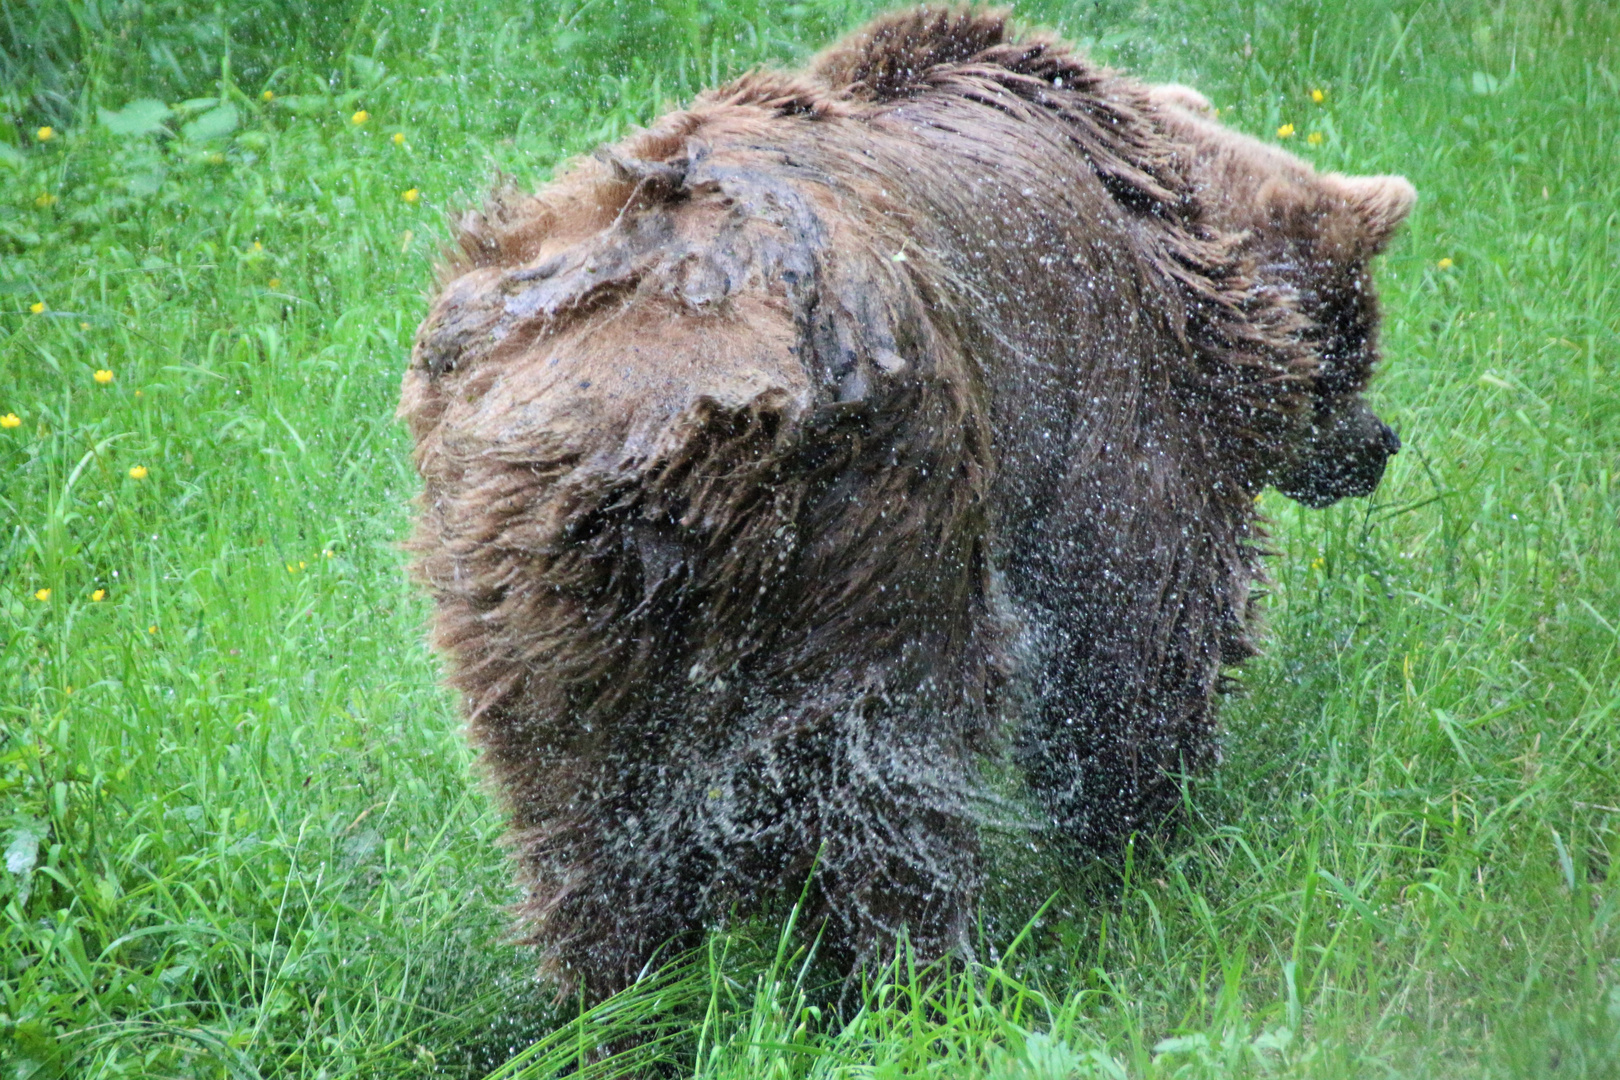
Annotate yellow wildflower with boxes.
[95,369,114,384]
[1438,257,1454,270]
[1311,88,1325,103]
[30,301,45,314]
[299,560,307,570]
[262,90,275,102]
[35,588,51,602]
[35,193,57,208]
[1276,123,1295,139]
[128,465,148,480]
[252,241,263,252]
[402,187,420,204]
[36,126,54,142]
[1306,131,1323,146]
[287,562,298,573]
[148,625,157,634]
[92,589,106,602]
[392,132,406,145]
[351,110,370,126]
[268,277,282,289]
[1,414,19,429]
[135,390,143,397]
[79,322,89,331]
[323,549,334,558]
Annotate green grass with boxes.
[2,0,1618,1076]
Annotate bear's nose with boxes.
[1379,421,1401,456]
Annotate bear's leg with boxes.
[498,685,988,1002]
[499,742,719,1003]
[680,685,988,977]
[800,708,985,979]
[1014,621,1218,851]
[1010,473,1250,851]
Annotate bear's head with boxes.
[1150,85,1415,507]
[1259,170,1414,508]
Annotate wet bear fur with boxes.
[401,6,1412,1002]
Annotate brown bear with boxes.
[400,6,1413,1003]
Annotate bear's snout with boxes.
[1276,398,1400,508]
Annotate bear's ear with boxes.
[1256,175,1323,237]
[1146,82,1215,116]
[1322,173,1417,258]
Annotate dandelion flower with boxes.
[268,277,282,289]
[402,187,420,204]
[1,414,19,429]
[1306,131,1323,146]
[393,132,406,145]
[36,126,54,142]
[351,110,370,126]
[35,588,51,602]
[92,589,106,602]
[148,625,157,634]
[30,301,45,314]
[262,90,275,102]
[95,369,114,384]
[35,193,57,208]
[128,465,148,480]
[1311,88,1325,103]
[1438,257,1454,270]
[1276,123,1295,139]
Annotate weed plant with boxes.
[2,0,1618,1076]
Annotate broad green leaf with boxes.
[99,98,172,137]
[182,103,240,142]
[5,822,44,875]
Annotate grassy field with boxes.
[3,0,1619,1076]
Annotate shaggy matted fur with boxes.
[401,6,1412,1001]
